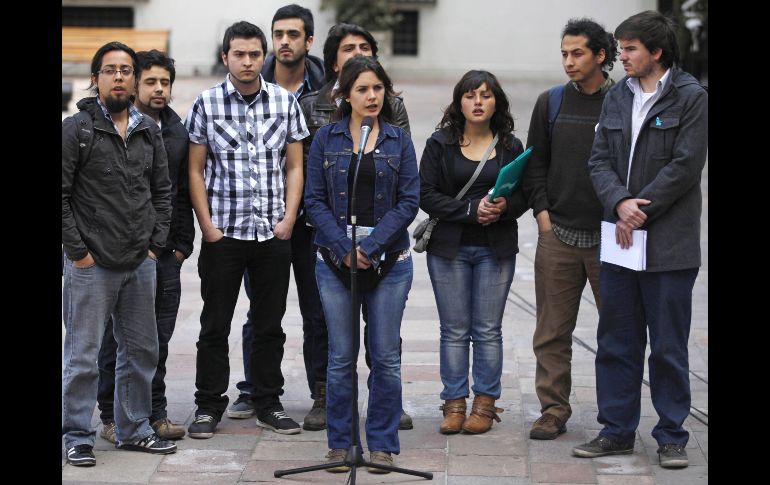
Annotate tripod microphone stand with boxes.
[274,117,432,482]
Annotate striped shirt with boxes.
[186,74,309,241]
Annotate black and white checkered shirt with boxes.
[186,74,309,241]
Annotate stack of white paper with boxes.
[600,221,647,271]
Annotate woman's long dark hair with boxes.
[333,55,400,123]
[438,70,515,150]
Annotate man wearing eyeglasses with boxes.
[95,49,195,445]
[62,41,174,467]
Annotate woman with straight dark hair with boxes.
[419,70,529,435]
[304,55,419,472]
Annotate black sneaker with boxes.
[66,444,96,467]
[658,443,688,468]
[117,433,177,454]
[257,408,301,435]
[188,414,218,439]
[573,435,634,457]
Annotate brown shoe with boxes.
[325,448,350,473]
[368,451,393,474]
[461,394,503,434]
[529,413,566,440]
[152,417,186,440]
[439,398,467,434]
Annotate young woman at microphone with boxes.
[304,55,419,472]
[419,70,529,435]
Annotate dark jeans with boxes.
[237,216,328,400]
[97,250,181,423]
[195,236,291,420]
[595,263,698,447]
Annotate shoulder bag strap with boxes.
[455,133,498,200]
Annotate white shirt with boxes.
[625,68,671,187]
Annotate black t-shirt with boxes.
[451,145,500,247]
[347,151,376,227]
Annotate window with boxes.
[392,10,418,56]
[62,7,134,27]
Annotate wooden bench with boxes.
[62,27,170,64]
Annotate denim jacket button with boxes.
[376,193,383,200]
[378,171,384,177]
[375,149,380,154]
[323,160,329,168]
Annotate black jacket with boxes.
[158,106,195,258]
[419,128,529,260]
[261,53,325,100]
[62,97,171,269]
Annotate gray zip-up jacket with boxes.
[62,97,172,269]
[588,67,708,272]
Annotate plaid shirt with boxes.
[186,74,309,241]
[552,222,600,248]
[96,97,144,143]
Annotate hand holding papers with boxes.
[600,221,647,271]
[487,146,534,201]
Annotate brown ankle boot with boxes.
[462,394,503,434]
[439,398,467,434]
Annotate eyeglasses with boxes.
[97,65,134,77]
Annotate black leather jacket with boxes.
[299,80,411,171]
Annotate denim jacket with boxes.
[304,116,419,263]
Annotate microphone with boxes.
[358,116,374,154]
[351,116,374,228]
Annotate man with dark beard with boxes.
[62,42,174,467]
[96,49,194,445]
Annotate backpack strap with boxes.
[73,110,95,168]
[547,84,565,139]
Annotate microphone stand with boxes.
[275,124,432,483]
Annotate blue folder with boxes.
[487,146,534,201]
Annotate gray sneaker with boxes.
[658,444,688,468]
[99,421,117,444]
[227,394,256,419]
[573,435,633,457]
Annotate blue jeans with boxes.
[317,254,413,454]
[595,264,698,447]
[97,250,183,423]
[62,256,159,448]
[237,217,328,399]
[427,247,515,400]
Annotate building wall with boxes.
[63,0,336,76]
[63,0,656,80]
[389,0,656,81]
